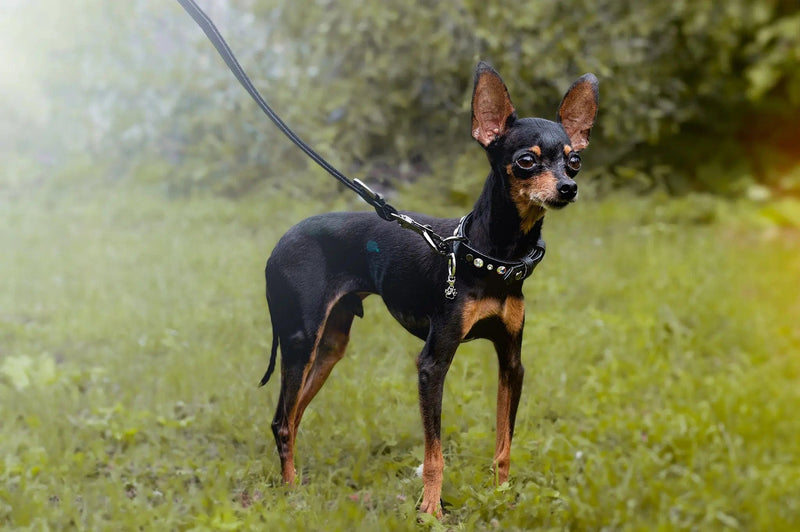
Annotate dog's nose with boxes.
[558,180,578,200]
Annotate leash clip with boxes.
[391,212,449,255]
[444,252,457,300]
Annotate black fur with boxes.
[261,62,599,517]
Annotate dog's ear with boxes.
[471,62,516,147]
[557,74,599,151]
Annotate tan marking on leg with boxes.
[287,297,340,414]
[420,438,444,518]
[281,457,296,484]
[501,297,525,335]
[493,381,512,484]
[282,294,349,484]
[292,325,349,428]
[493,333,524,489]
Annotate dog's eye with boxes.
[515,153,536,170]
[567,153,581,172]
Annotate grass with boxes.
[1,182,799,530]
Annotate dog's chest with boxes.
[461,295,525,339]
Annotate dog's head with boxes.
[471,62,598,230]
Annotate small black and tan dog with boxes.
[260,62,598,517]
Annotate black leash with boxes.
[176,0,545,294]
[175,0,462,255]
[175,0,376,211]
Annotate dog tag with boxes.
[445,253,457,300]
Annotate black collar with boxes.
[451,212,546,284]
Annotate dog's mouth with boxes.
[544,198,573,210]
[529,193,575,210]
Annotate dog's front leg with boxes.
[492,331,524,485]
[416,326,460,518]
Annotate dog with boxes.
[260,62,598,517]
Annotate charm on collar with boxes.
[444,252,457,300]
[442,212,545,300]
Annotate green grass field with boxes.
[2,184,799,530]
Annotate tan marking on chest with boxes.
[461,296,525,337]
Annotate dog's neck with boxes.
[467,167,544,261]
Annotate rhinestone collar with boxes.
[451,212,546,284]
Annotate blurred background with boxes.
[2,0,799,201]
[2,1,800,529]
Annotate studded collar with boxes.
[451,212,546,284]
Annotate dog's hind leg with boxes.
[291,293,363,435]
[270,333,311,484]
[270,293,363,484]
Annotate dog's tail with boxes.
[259,288,279,387]
[259,333,279,386]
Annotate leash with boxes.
[175,0,461,255]
[176,0,545,296]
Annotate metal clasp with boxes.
[444,252,457,300]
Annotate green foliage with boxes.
[3,0,800,198]
[247,0,800,195]
[2,185,799,529]
[745,11,800,104]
